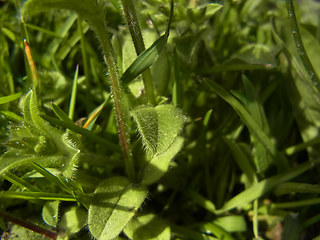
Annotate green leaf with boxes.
[40,114,121,152]
[201,222,235,240]
[205,4,223,19]
[131,104,185,155]
[3,171,40,192]
[124,214,171,240]
[88,176,147,240]
[216,161,313,213]
[224,139,255,185]
[120,0,174,86]
[212,216,247,232]
[21,0,102,24]
[204,79,288,169]
[185,189,216,214]
[59,206,87,235]
[238,76,272,173]
[0,92,22,105]
[282,214,300,240]
[274,182,320,196]
[51,103,74,125]
[0,191,76,201]
[0,111,23,123]
[141,136,184,185]
[121,35,168,85]
[0,150,41,177]
[42,200,60,227]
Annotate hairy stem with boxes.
[93,20,135,181]
[121,0,155,105]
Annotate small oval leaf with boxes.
[42,200,60,227]
[59,206,87,235]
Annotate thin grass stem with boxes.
[69,64,79,121]
[286,0,320,91]
[121,0,155,105]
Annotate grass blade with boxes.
[68,64,79,121]
[0,92,22,105]
[216,161,313,213]
[204,79,288,169]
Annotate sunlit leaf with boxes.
[88,176,147,240]
[42,200,60,227]
[124,214,171,240]
[131,104,184,155]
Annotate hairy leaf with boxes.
[131,104,184,155]
[124,214,171,240]
[0,91,82,178]
[88,176,147,240]
[59,206,87,235]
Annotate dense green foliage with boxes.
[1,0,320,239]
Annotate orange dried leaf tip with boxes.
[24,39,38,81]
[82,105,104,129]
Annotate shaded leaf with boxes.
[216,161,313,213]
[201,223,235,240]
[141,137,184,185]
[274,182,320,196]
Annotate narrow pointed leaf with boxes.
[0,92,22,105]
[216,161,313,213]
[204,80,288,169]
[51,103,74,124]
[121,35,167,85]
[120,0,174,85]
[40,115,121,152]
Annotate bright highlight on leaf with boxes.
[124,214,171,240]
[88,176,147,240]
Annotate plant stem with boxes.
[93,21,135,181]
[286,0,320,92]
[121,0,155,105]
[0,210,58,240]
